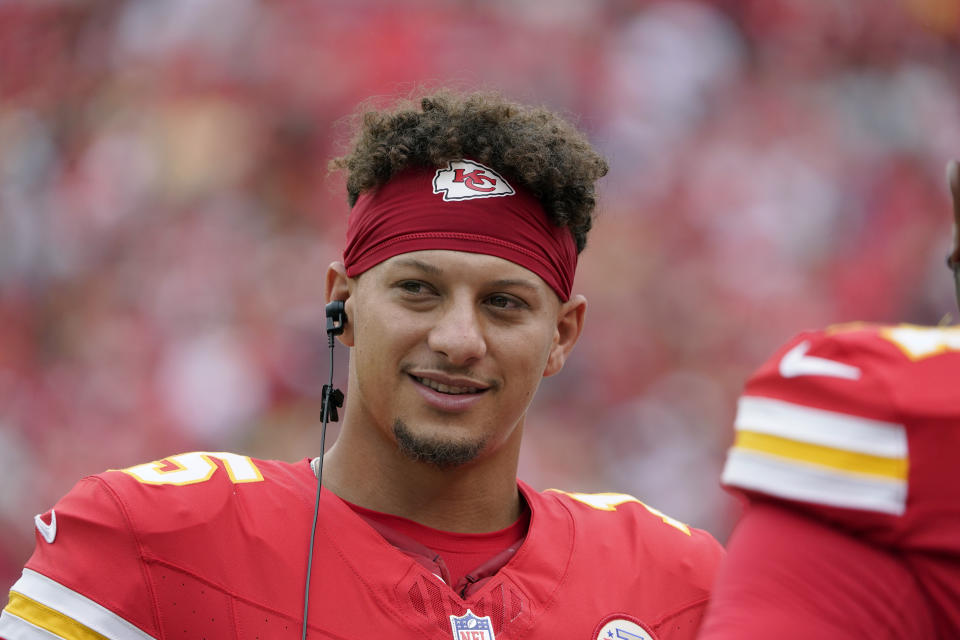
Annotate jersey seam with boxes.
[227,584,239,640]
[534,491,578,619]
[649,595,712,630]
[90,475,164,637]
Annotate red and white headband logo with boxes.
[433,160,516,201]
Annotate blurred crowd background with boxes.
[2,0,959,590]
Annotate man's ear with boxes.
[325,261,354,347]
[543,294,587,378]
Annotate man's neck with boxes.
[320,426,524,533]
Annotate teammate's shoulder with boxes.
[724,322,959,527]
[765,322,960,373]
[724,323,946,517]
[746,322,959,415]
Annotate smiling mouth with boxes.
[411,376,487,395]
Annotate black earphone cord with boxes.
[301,303,344,639]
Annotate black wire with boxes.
[301,332,336,639]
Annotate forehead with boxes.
[369,250,553,292]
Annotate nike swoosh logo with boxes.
[35,510,57,544]
[779,340,861,380]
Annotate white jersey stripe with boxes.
[7,570,155,640]
[722,448,907,515]
[0,610,63,640]
[736,396,907,459]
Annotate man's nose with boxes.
[427,299,487,366]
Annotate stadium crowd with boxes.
[1,0,958,592]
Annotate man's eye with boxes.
[398,281,430,295]
[487,294,521,309]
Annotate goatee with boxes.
[393,419,486,469]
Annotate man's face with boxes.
[338,250,583,468]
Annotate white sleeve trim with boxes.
[736,395,907,458]
[7,569,156,639]
[0,610,62,640]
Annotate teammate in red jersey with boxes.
[698,161,960,639]
[1,91,724,640]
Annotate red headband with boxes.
[343,160,578,301]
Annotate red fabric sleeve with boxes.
[24,475,159,636]
[698,501,936,639]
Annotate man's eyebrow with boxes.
[391,258,443,275]
[391,258,541,291]
[489,278,539,291]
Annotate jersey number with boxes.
[881,325,960,360]
[550,490,691,535]
[119,452,264,486]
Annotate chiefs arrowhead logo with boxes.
[433,160,515,201]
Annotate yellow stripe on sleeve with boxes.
[6,592,110,640]
[734,430,908,481]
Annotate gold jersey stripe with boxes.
[734,430,908,481]
[722,448,907,515]
[6,592,109,640]
[8,569,155,639]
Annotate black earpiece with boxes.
[304,300,348,637]
[321,301,346,420]
[325,300,346,337]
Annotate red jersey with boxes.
[2,452,722,640]
[700,323,960,639]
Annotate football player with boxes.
[1,91,724,640]
[698,160,960,638]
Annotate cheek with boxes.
[500,330,554,382]
[354,309,425,362]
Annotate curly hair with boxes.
[329,90,608,253]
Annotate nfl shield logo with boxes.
[450,609,496,640]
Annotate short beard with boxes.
[393,419,486,469]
